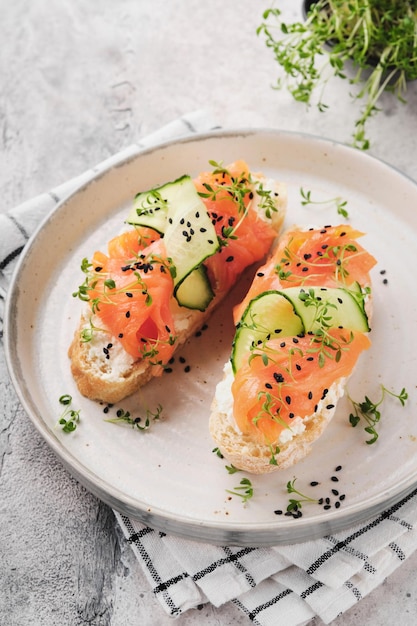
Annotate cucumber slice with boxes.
[127,174,219,311]
[285,286,370,333]
[126,175,190,234]
[175,265,214,311]
[231,290,304,372]
[231,286,370,372]
[163,179,219,294]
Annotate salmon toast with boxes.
[69,161,287,403]
[209,224,377,473]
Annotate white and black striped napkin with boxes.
[2,111,417,626]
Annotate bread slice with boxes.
[69,175,287,404]
[210,363,347,474]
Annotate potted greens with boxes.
[257,0,417,149]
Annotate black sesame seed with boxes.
[179,356,186,363]
[326,404,335,410]
[265,382,273,389]
[257,272,265,277]
[184,365,191,373]
[164,368,173,374]
[323,504,331,510]
[307,356,314,362]
[310,481,319,487]
[280,341,286,348]
[331,476,339,482]
[339,494,346,501]
[285,395,291,405]
[226,256,234,262]
[126,292,133,298]
[274,510,283,515]
[335,465,342,471]
[335,501,341,509]
[292,337,299,344]
[289,412,295,419]
[383,278,388,284]
[118,333,124,338]
[308,391,313,400]
[103,406,109,414]
[126,311,131,318]
[332,489,339,496]
[325,497,330,504]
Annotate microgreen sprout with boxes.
[227,477,254,503]
[212,447,224,459]
[298,288,353,366]
[106,404,163,431]
[286,478,318,512]
[57,394,80,433]
[225,464,241,475]
[300,187,349,219]
[348,385,408,444]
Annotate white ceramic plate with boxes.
[5,129,417,546]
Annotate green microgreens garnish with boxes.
[348,385,408,444]
[227,477,254,503]
[212,447,224,459]
[106,404,163,431]
[80,317,108,343]
[198,160,279,248]
[257,3,417,149]
[300,187,349,219]
[225,464,241,474]
[274,236,361,286]
[57,394,80,433]
[269,444,281,466]
[286,478,318,512]
[134,189,167,217]
[298,288,353,367]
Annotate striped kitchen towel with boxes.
[2,111,417,626]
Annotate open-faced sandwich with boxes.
[209,224,377,473]
[69,160,287,403]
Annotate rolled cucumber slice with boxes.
[127,175,190,234]
[285,286,370,334]
[175,265,214,311]
[231,290,304,373]
[163,179,219,298]
[127,175,219,310]
[231,286,369,372]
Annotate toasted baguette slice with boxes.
[209,224,375,473]
[69,173,287,404]
[210,363,347,474]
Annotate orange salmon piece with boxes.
[232,329,371,444]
